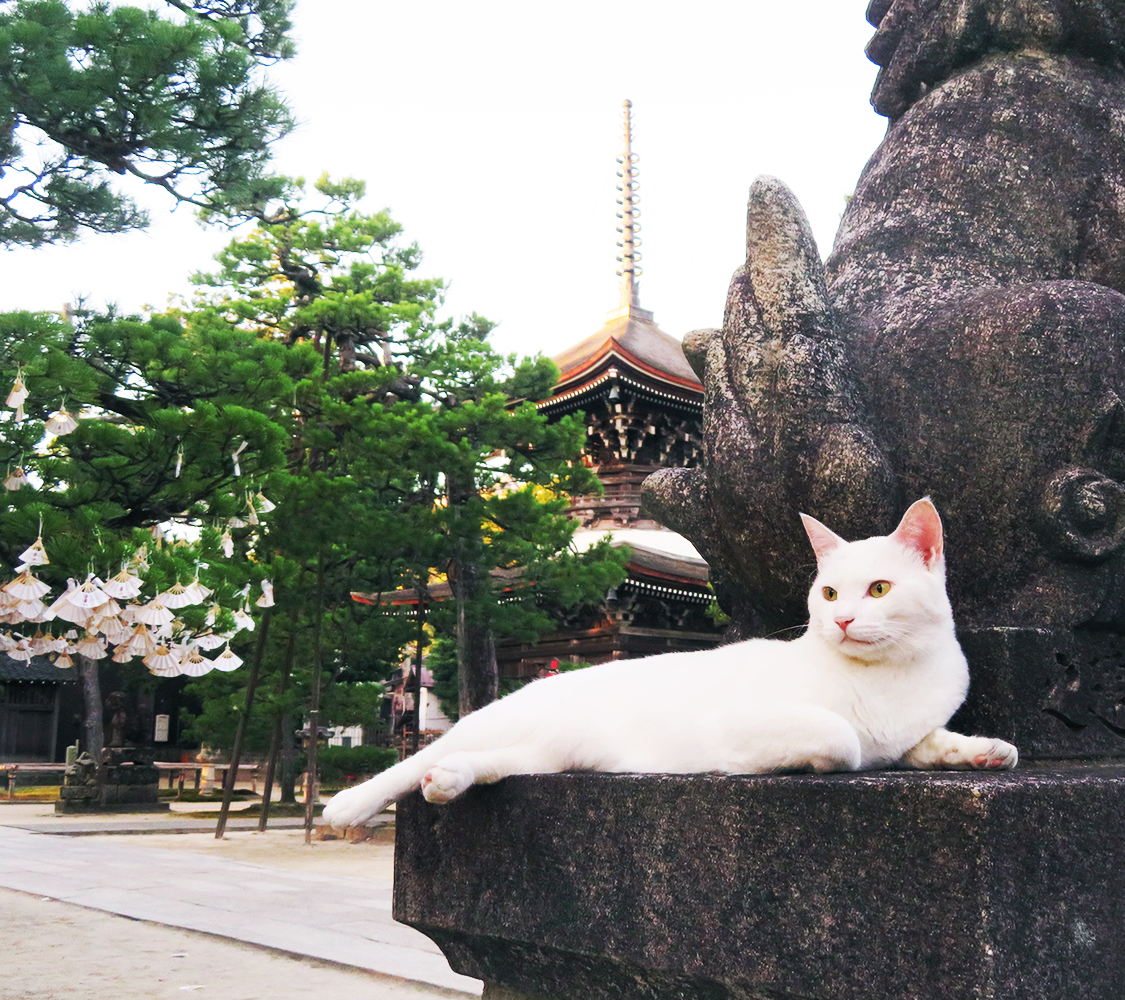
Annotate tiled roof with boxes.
[0,654,77,682]
[551,311,701,391]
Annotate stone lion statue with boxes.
[645,1,1125,644]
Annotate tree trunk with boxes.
[305,553,326,843]
[449,558,498,717]
[216,610,271,839]
[260,630,298,827]
[77,655,104,765]
[278,711,297,803]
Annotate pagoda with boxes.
[496,101,721,677]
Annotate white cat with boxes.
[322,498,1017,829]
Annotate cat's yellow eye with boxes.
[822,586,838,601]
[868,580,892,598]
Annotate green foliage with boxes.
[0,180,627,754]
[0,0,295,246]
[316,744,398,785]
[706,583,731,627]
[181,667,272,751]
[193,179,629,716]
[426,634,459,721]
[0,307,304,643]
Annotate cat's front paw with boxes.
[936,735,1019,771]
[966,737,1019,770]
[421,752,475,804]
[321,785,385,829]
[903,728,1019,771]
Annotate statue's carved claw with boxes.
[644,176,899,630]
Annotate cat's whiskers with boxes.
[765,623,809,640]
[868,621,929,654]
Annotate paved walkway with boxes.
[0,819,481,996]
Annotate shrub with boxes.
[315,745,399,785]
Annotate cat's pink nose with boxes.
[836,618,854,633]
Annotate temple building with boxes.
[495,101,722,679]
[0,656,80,761]
[351,102,723,688]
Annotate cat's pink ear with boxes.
[892,498,944,567]
[800,513,846,563]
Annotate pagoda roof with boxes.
[352,529,710,610]
[550,307,702,396]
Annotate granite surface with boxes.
[644,7,1125,650]
[396,767,1125,1000]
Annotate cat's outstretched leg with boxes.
[902,727,1019,770]
[422,747,554,804]
[322,743,447,828]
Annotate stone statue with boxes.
[392,12,1125,999]
[645,0,1125,647]
[105,690,131,748]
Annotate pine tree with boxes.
[0,0,295,246]
[0,305,310,759]
[193,176,629,717]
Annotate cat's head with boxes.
[800,498,953,662]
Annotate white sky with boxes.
[0,1,887,362]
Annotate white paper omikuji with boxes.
[184,578,212,604]
[18,538,49,566]
[133,599,174,627]
[3,468,29,491]
[144,644,182,674]
[230,439,248,476]
[45,409,78,436]
[50,597,92,626]
[159,583,194,609]
[256,580,274,608]
[124,624,156,656]
[179,647,214,677]
[67,577,110,609]
[54,653,73,668]
[6,377,28,408]
[232,608,255,632]
[102,569,143,600]
[195,633,226,651]
[4,570,51,601]
[211,645,243,672]
[16,598,51,620]
[221,530,234,558]
[74,634,107,659]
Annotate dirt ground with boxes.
[1,887,466,1000]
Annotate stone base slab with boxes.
[54,800,171,814]
[395,766,1125,1000]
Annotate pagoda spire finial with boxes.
[614,99,646,317]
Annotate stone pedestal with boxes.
[395,767,1125,1000]
[55,746,170,814]
[954,627,1125,759]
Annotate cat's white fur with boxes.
[322,499,1017,830]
